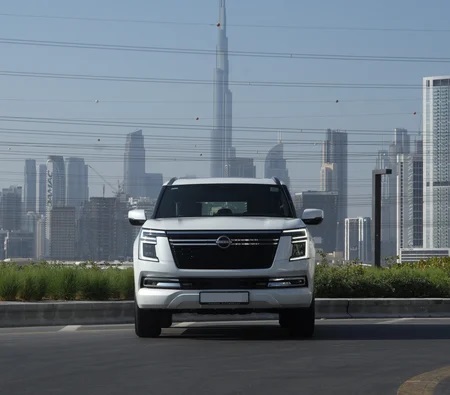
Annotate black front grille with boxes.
[179,277,269,289]
[180,277,268,290]
[167,231,280,270]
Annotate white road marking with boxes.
[377,318,413,325]
[58,325,81,332]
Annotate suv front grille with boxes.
[179,277,269,289]
[167,231,280,270]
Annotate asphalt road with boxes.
[0,318,449,395]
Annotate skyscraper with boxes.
[320,129,348,252]
[46,155,66,209]
[396,154,414,253]
[24,211,39,258]
[412,140,423,248]
[393,128,411,155]
[374,128,411,260]
[4,231,34,259]
[210,0,233,177]
[293,191,339,253]
[79,197,131,261]
[344,217,372,263]
[229,157,256,178]
[47,207,76,260]
[423,76,450,248]
[265,142,290,187]
[24,159,37,213]
[45,156,66,258]
[375,149,396,259]
[144,173,163,200]
[66,157,89,209]
[0,186,22,231]
[123,130,146,198]
[320,163,338,192]
[395,139,424,256]
[38,164,47,215]
[35,215,46,259]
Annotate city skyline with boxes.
[2,0,450,219]
[0,98,445,261]
[1,1,450,260]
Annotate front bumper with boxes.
[135,287,313,311]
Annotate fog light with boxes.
[268,276,307,288]
[142,278,181,289]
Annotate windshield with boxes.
[154,184,294,218]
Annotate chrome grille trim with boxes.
[169,238,279,247]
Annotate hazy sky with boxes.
[1,0,450,216]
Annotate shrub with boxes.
[47,265,79,301]
[314,262,450,298]
[19,265,48,301]
[78,267,111,300]
[0,264,20,300]
[113,268,134,300]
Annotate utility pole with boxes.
[372,169,392,267]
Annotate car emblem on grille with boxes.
[216,235,232,249]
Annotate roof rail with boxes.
[167,177,178,186]
[272,177,281,185]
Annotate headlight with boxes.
[283,229,308,260]
[139,229,165,261]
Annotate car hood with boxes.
[143,216,304,231]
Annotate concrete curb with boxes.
[1,299,449,328]
[347,298,450,318]
[0,302,134,328]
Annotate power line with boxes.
[0,126,426,148]
[1,37,450,64]
[0,115,425,135]
[0,70,422,89]
[0,97,421,104]
[45,112,420,121]
[0,13,449,33]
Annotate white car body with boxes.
[129,177,323,338]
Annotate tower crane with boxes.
[88,165,123,198]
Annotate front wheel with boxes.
[279,300,315,338]
[134,303,162,338]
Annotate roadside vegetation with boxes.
[315,257,450,298]
[0,258,449,301]
[0,262,134,302]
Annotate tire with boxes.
[279,299,315,338]
[161,313,173,328]
[278,314,290,329]
[134,303,162,338]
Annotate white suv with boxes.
[128,177,323,338]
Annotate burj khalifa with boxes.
[210,0,234,177]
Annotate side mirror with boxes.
[301,209,324,225]
[128,209,147,226]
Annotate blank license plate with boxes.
[199,292,249,305]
